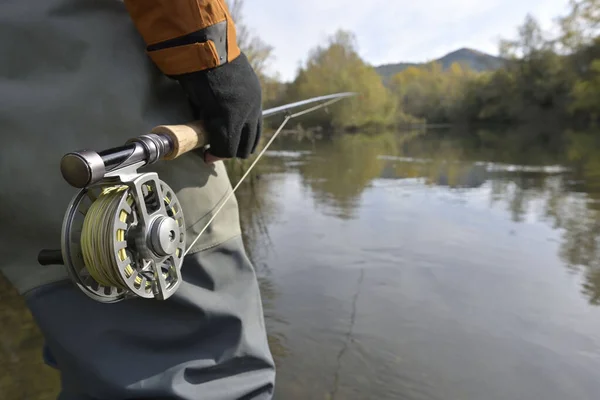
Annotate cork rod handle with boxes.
[151,120,209,160]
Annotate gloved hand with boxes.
[174,52,263,162]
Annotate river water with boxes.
[233,127,600,400]
[3,127,600,399]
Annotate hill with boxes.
[375,48,506,81]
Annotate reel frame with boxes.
[61,162,186,303]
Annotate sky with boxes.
[240,0,573,82]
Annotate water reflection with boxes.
[293,130,424,220]
[559,130,600,305]
[226,158,281,262]
[260,128,600,307]
[234,127,600,398]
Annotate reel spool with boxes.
[62,171,186,303]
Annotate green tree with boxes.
[298,132,399,219]
[499,14,572,123]
[386,3,599,127]
[288,30,398,130]
[570,59,600,122]
[559,0,600,52]
[389,61,479,123]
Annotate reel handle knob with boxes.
[151,120,209,160]
[38,249,64,266]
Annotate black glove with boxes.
[174,52,262,160]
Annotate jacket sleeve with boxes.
[123,0,241,76]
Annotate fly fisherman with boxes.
[0,1,275,399]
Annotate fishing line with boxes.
[184,96,346,257]
[81,185,130,289]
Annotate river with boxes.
[2,127,600,399]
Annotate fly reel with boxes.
[37,127,198,304]
[62,171,186,303]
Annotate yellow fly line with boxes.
[79,184,177,292]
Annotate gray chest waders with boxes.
[37,92,355,303]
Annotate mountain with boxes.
[375,48,506,81]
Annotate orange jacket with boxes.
[124,0,240,76]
